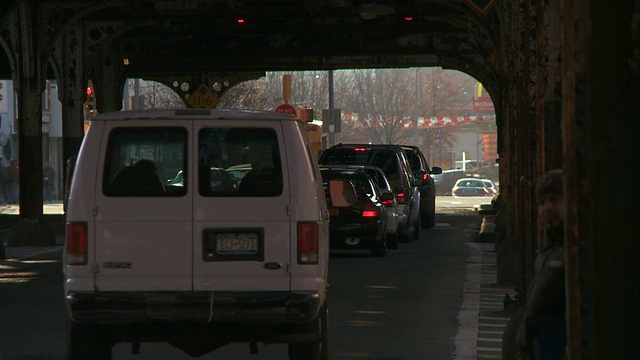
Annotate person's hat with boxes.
[536,169,563,198]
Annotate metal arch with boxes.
[1,0,507,103]
[37,2,128,60]
[149,72,266,109]
[0,33,16,78]
[78,19,156,85]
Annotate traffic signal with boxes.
[84,87,97,120]
[303,108,314,122]
[296,106,314,122]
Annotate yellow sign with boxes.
[475,119,497,133]
[188,84,218,109]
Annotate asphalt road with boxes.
[0,200,487,360]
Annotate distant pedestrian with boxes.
[5,159,18,204]
[503,169,567,360]
[0,159,10,204]
[43,161,55,202]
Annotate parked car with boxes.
[318,143,420,243]
[327,164,400,249]
[481,178,498,196]
[401,145,442,228]
[451,177,495,196]
[64,108,353,359]
[432,169,468,195]
[319,165,391,257]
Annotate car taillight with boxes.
[66,222,88,265]
[422,173,430,181]
[362,209,379,218]
[298,222,319,264]
[396,190,406,205]
[354,147,366,152]
[381,199,394,206]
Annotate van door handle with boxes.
[263,262,282,270]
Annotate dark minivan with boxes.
[401,145,442,228]
[318,144,420,242]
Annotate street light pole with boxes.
[413,68,419,146]
[328,70,335,147]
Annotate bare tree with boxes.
[334,69,417,144]
[126,79,185,109]
[216,77,270,110]
[141,81,185,109]
[216,68,480,154]
[218,71,331,121]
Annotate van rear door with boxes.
[93,122,192,291]
[192,122,291,292]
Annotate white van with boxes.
[63,109,353,359]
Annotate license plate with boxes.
[203,229,264,261]
[216,232,259,255]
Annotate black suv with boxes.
[318,144,421,242]
[401,145,442,228]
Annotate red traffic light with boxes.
[86,87,94,96]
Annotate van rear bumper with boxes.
[67,291,321,324]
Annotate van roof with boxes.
[93,109,298,121]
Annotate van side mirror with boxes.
[329,179,358,207]
[431,166,443,175]
[380,191,395,204]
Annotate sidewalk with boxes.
[454,213,517,360]
[0,201,65,215]
[0,201,65,261]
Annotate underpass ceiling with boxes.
[0,0,502,88]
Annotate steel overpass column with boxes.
[54,25,86,196]
[1,2,55,245]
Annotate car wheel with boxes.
[420,211,430,229]
[399,228,413,243]
[371,235,387,257]
[421,204,436,229]
[387,231,399,249]
[68,322,112,360]
[288,303,328,360]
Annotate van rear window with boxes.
[319,148,402,189]
[198,127,283,197]
[103,127,188,197]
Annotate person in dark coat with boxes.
[7,159,18,204]
[43,161,55,202]
[503,169,567,360]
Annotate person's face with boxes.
[538,193,565,228]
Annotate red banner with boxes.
[482,132,498,162]
[473,96,495,113]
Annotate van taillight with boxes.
[422,173,430,181]
[362,210,379,218]
[298,222,319,264]
[66,222,88,265]
[396,192,406,205]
